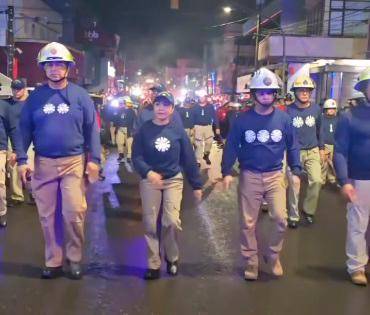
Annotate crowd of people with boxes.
[1,41,370,287]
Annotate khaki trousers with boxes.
[184,128,195,145]
[346,180,370,274]
[116,127,133,158]
[194,125,213,162]
[32,155,87,267]
[139,173,183,269]
[0,151,7,216]
[321,144,336,184]
[239,170,287,267]
[110,123,116,145]
[287,147,322,221]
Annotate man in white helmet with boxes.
[222,67,301,281]
[17,42,101,280]
[334,67,370,286]
[321,99,339,186]
[286,75,324,228]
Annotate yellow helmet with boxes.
[123,96,133,107]
[354,68,370,92]
[291,75,315,90]
[37,42,75,66]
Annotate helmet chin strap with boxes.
[252,90,276,107]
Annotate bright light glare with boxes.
[180,88,188,96]
[195,89,207,98]
[110,99,119,107]
[132,86,143,97]
[223,6,232,14]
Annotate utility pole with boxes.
[254,0,264,70]
[367,19,370,59]
[6,5,15,79]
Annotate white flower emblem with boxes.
[57,103,69,114]
[43,103,55,114]
[245,130,256,143]
[271,129,283,143]
[257,130,270,143]
[292,116,304,128]
[155,137,171,152]
[305,115,316,127]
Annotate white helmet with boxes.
[249,68,280,90]
[323,99,337,109]
[37,42,75,66]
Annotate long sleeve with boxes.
[179,130,202,189]
[132,129,152,178]
[17,100,33,165]
[221,119,240,177]
[5,104,23,154]
[211,104,220,129]
[334,114,350,186]
[82,93,101,164]
[285,118,301,175]
[317,112,325,149]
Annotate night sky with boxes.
[80,0,255,66]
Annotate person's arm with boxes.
[334,114,350,186]
[211,104,220,131]
[179,129,203,190]
[221,118,241,177]
[317,110,325,150]
[285,117,301,176]
[17,100,33,165]
[132,128,152,178]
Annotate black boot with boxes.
[67,260,83,280]
[143,268,160,280]
[166,260,178,276]
[0,214,7,228]
[203,153,211,165]
[41,266,63,279]
[117,153,124,162]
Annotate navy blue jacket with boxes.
[18,83,101,164]
[113,107,136,136]
[132,120,202,190]
[193,103,219,128]
[321,114,338,145]
[286,103,324,150]
[176,106,195,129]
[334,104,370,185]
[0,99,22,152]
[222,108,301,176]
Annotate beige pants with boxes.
[194,125,213,162]
[239,170,287,267]
[321,144,336,185]
[32,155,87,267]
[185,128,195,145]
[0,151,7,216]
[139,173,183,269]
[287,147,322,221]
[7,145,35,202]
[110,123,116,145]
[116,127,133,158]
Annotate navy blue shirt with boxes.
[132,120,202,190]
[0,99,22,152]
[287,103,324,150]
[193,103,219,128]
[334,104,370,185]
[113,107,136,135]
[222,108,301,176]
[321,114,338,145]
[176,106,195,129]
[18,83,101,164]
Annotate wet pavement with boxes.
[1,147,370,315]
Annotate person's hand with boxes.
[215,128,221,135]
[341,183,357,203]
[18,164,31,184]
[86,162,100,184]
[291,174,300,187]
[7,152,17,167]
[223,175,233,190]
[319,149,326,162]
[147,171,163,187]
[193,189,202,204]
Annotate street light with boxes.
[223,6,233,14]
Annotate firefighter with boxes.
[286,75,324,228]
[334,68,370,286]
[115,96,136,163]
[193,95,220,166]
[176,98,195,144]
[17,42,101,280]
[132,91,202,280]
[321,98,339,186]
[222,68,301,281]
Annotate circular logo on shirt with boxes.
[57,103,70,114]
[245,130,256,143]
[155,137,171,152]
[292,116,304,128]
[257,130,270,143]
[43,103,56,114]
[271,129,283,142]
[305,115,316,127]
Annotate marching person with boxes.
[334,68,370,286]
[193,95,220,166]
[176,98,195,144]
[132,91,202,280]
[321,98,339,186]
[286,75,324,228]
[222,68,301,281]
[115,96,136,163]
[17,42,101,280]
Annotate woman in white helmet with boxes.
[334,67,370,286]
[17,42,101,280]
[222,67,301,281]
[321,99,339,186]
